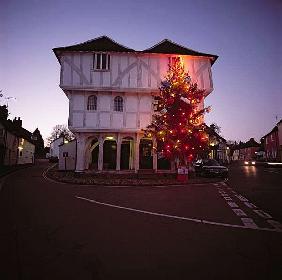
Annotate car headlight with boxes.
[244,161,249,165]
[251,161,256,165]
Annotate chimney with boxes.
[13,117,22,127]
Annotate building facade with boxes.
[53,36,217,172]
[263,121,281,162]
[0,115,35,166]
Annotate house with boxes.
[49,136,65,160]
[0,109,35,166]
[239,138,260,161]
[53,36,218,172]
[262,120,281,162]
[59,140,77,170]
[205,125,230,163]
[277,120,282,161]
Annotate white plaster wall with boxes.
[17,140,35,164]
[59,140,76,170]
[50,137,64,158]
[60,52,213,94]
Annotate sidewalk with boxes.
[0,164,33,178]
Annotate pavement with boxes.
[1,160,282,280]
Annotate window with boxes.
[114,96,123,112]
[87,95,97,110]
[93,53,110,70]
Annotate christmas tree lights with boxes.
[144,57,210,165]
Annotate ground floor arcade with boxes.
[75,132,172,172]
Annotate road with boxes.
[0,160,282,280]
[228,163,282,222]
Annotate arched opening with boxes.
[88,138,99,170]
[120,137,134,170]
[139,138,153,169]
[103,139,117,170]
[157,152,171,170]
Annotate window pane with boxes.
[114,96,123,112]
[96,54,101,69]
[107,55,110,70]
[102,54,107,69]
[87,95,97,110]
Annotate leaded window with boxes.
[87,95,97,110]
[114,96,123,112]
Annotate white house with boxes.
[53,36,217,172]
[59,140,76,170]
[49,136,64,159]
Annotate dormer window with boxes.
[93,53,110,70]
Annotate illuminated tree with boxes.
[145,57,210,165]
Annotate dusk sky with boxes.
[1,0,281,144]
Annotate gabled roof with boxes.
[262,125,278,139]
[142,39,218,65]
[53,36,218,65]
[243,138,260,148]
[0,118,34,144]
[53,36,135,58]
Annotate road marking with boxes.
[75,196,282,233]
[254,210,272,219]
[267,220,282,230]
[232,208,247,217]
[244,202,257,209]
[235,194,248,202]
[241,218,258,229]
[227,202,239,208]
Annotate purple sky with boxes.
[1,0,281,144]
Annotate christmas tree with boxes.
[145,57,210,165]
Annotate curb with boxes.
[43,165,224,187]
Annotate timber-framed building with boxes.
[53,36,217,172]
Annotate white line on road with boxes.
[232,208,247,217]
[244,202,257,209]
[75,195,282,233]
[267,220,282,230]
[235,194,249,202]
[227,202,239,208]
[241,218,258,229]
[254,210,272,219]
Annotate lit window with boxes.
[87,95,97,110]
[114,96,123,112]
[93,53,110,70]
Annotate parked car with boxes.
[194,159,228,178]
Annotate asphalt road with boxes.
[0,160,282,280]
[227,163,282,222]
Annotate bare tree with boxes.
[209,123,221,135]
[46,124,74,146]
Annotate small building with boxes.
[59,140,76,170]
[239,138,260,161]
[49,136,64,160]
